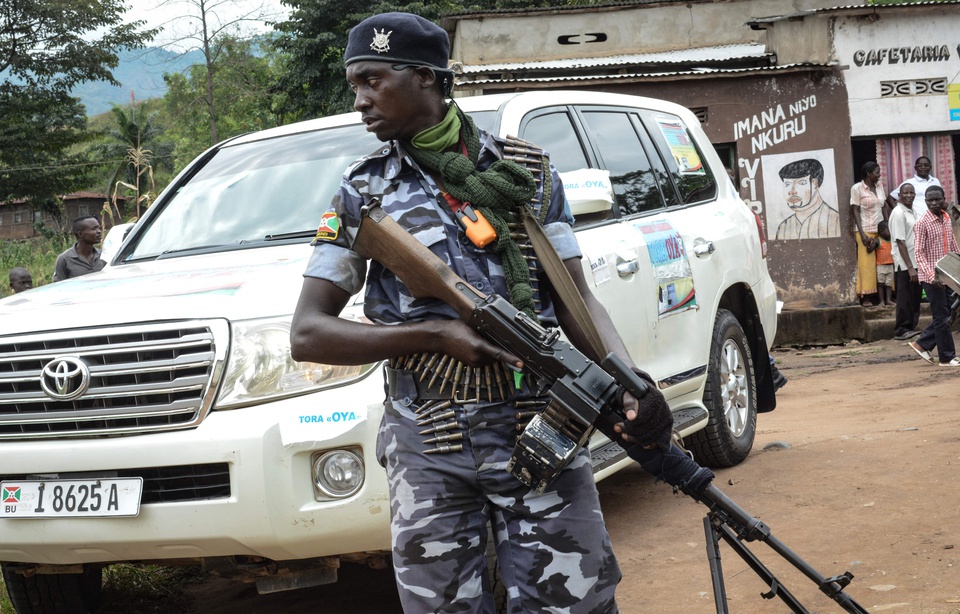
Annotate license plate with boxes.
[0,478,142,518]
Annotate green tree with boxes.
[0,0,157,217]
[161,34,283,166]
[0,86,90,231]
[87,103,176,221]
[271,0,572,120]
[156,0,282,145]
[272,1,460,120]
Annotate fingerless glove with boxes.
[616,368,674,450]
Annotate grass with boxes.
[0,235,71,296]
[0,578,10,613]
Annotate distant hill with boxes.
[72,47,206,116]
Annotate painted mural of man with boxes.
[775,158,841,240]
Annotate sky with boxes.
[122,0,292,50]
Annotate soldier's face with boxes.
[347,61,437,142]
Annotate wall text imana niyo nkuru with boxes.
[733,95,816,155]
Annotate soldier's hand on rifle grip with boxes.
[435,319,523,368]
[613,368,674,451]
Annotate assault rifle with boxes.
[353,200,868,613]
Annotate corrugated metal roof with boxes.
[458,62,837,87]
[748,0,960,25]
[443,0,687,21]
[460,43,770,74]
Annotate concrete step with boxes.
[863,314,934,343]
[774,303,944,347]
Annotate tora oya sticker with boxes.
[314,211,340,241]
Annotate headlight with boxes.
[313,449,365,499]
[216,316,378,409]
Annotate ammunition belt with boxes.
[387,352,548,455]
[413,396,549,455]
[386,352,538,404]
[502,136,552,315]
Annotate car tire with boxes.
[687,309,757,467]
[2,563,103,614]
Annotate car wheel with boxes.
[2,563,103,614]
[687,309,757,467]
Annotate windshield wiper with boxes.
[155,243,240,260]
[264,230,317,241]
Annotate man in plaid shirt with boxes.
[908,186,959,366]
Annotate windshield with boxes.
[126,123,380,260]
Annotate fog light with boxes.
[313,450,364,499]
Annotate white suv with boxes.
[0,91,777,612]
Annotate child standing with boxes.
[876,220,894,306]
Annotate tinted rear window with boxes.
[642,111,717,205]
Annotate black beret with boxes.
[344,12,451,73]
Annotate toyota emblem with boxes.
[40,356,91,401]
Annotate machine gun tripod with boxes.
[632,445,869,614]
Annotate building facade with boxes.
[445,0,960,308]
[752,3,959,207]
[0,193,116,240]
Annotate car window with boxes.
[579,110,666,216]
[519,111,590,173]
[641,111,717,205]
[468,110,497,135]
[127,124,380,259]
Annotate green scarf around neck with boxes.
[404,105,538,316]
[411,104,461,152]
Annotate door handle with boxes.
[616,258,639,277]
[693,240,715,257]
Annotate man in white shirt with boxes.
[888,156,941,215]
[889,183,922,340]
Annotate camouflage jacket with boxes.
[304,129,580,326]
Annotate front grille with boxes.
[0,320,228,440]
[0,463,231,504]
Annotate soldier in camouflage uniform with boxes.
[291,12,673,614]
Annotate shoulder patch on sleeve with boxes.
[314,210,340,242]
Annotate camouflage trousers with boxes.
[376,396,622,614]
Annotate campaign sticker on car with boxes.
[0,478,143,518]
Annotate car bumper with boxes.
[0,372,391,565]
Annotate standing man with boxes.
[889,184,922,340]
[775,158,840,240]
[888,156,941,215]
[908,186,959,366]
[290,12,672,613]
[8,267,33,293]
[53,216,106,281]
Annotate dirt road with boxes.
[183,337,960,613]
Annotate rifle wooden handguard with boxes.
[352,200,485,323]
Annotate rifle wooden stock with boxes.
[352,201,484,322]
